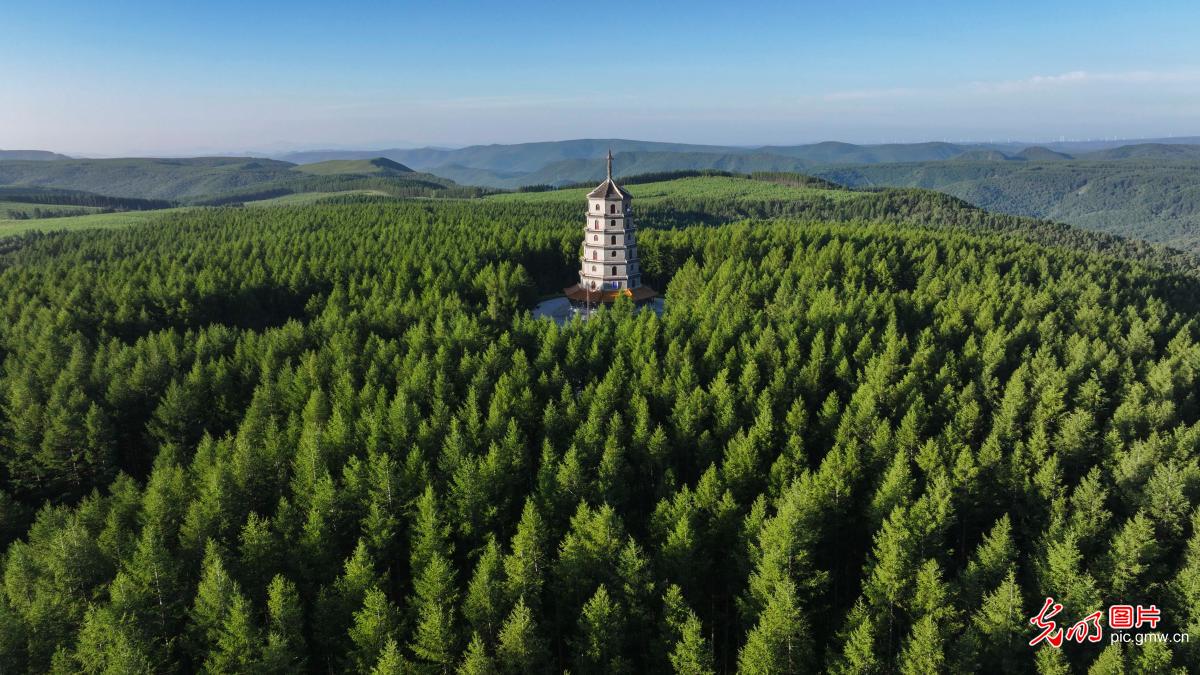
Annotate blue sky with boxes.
[2,0,1198,154]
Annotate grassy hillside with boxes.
[462,152,813,188]
[241,189,392,207]
[191,171,482,206]
[0,185,174,210]
[0,208,186,237]
[0,186,180,227]
[0,200,102,219]
[489,174,861,206]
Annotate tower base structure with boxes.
[563,283,658,308]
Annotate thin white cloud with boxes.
[821,87,920,102]
[970,69,1200,94]
[812,69,1200,103]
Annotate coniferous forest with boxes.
[2,185,1200,674]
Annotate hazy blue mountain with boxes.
[0,156,461,202]
[291,157,414,175]
[760,140,973,163]
[0,157,303,199]
[948,149,1014,161]
[276,137,1200,186]
[0,150,71,161]
[1014,146,1073,161]
[485,151,815,188]
[0,157,310,199]
[1036,136,1200,154]
[1079,143,1200,161]
[279,139,758,173]
[278,148,418,165]
[418,163,527,187]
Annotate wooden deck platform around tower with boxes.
[563,283,658,304]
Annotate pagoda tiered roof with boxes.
[586,178,631,200]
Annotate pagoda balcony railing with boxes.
[585,225,636,234]
[580,256,638,263]
[583,241,636,249]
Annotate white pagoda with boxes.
[564,151,657,307]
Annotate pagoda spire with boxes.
[606,149,613,179]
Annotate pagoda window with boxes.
[610,235,616,245]
[609,220,615,227]
[593,234,597,241]
[611,266,617,275]
[592,251,597,260]
[610,250,616,257]
[594,204,599,211]
[610,204,616,213]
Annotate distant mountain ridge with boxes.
[271,138,1200,252]
[0,156,457,202]
[812,157,1200,250]
[292,157,414,175]
[1014,146,1073,161]
[277,138,994,178]
[1079,143,1200,161]
[0,150,72,161]
[6,138,1200,252]
[274,136,1200,183]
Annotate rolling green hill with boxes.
[0,208,187,237]
[489,174,860,206]
[291,157,414,176]
[0,156,480,205]
[0,200,102,219]
[0,150,71,161]
[280,139,762,173]
[0,157,300,199]
[948,149,1012,162]
[759,140,969,163]
[812,159,1200,250]
[1079,143,1200,161]
[1014,146,1073,161]
[0,185,174,210]
[452,151,813,189]
[280,139,1015,174]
